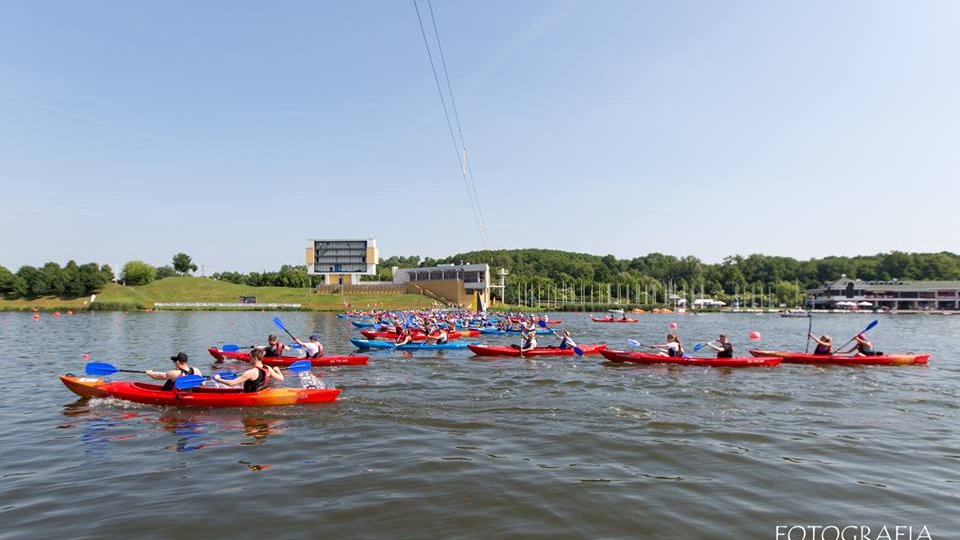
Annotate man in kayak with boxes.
[557,330,577,351]
[146,352,201,391]
[704,334,733,358]
[293,334,325,358]
[427,325,449,345]
[263,335,286,358]
[214,348,284,392]
[808,334,832,355]
[838,333,877,356]
[653,333,684,357]
[395,328,415,346]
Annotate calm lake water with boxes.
[0,311,956,539]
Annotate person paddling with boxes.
[808,334,832,355]
[293,334,325,358]
[654,333,684,357]
[838,333,876,356]
[427,325,449,345]
[395,327,415,346]
[557,330,577,351]
[262,334,286,358]
[214,348,284,392]
[519,327,538,353]
[146,352,201,391]
[705,334,734,358]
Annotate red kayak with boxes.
[468,344,607,357]
[600,349,780,367]
[359,330,467,341]
[591,317,639,323]
[60,374,340,407]
[208,348,369,367]
[748,350,930,366]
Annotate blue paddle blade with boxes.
[864,320,879,332]
[218,371,238,380]
[537,320,548,328]
[272,316,287,332]
[174,374,206,390]
[627,339,641,347]
[289,343,302,349]
[573,346,584,356]
[287,360,311,373]
[693,343,704,352]
[222,344,240,352]
[85,362,119,376]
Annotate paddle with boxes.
[272,316,298,342]
[831,319,879,354]
[805,313,814,354]
[85,362,145,376]
[222,344,256,353]
[176,360,308,390]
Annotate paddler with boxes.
[214,348,284,392]
[395,327,415,346]
[146,352,201,391]
[704,334,734,358]
[519,327,538,353]
[808,334,832,355]
[653,333,684,357]
[838,333,876,356]
[557,330,577,350]
[263,334,286,358]
[293,334,325,358]
[428,325,449,345]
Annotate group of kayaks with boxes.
[61,311,932,409]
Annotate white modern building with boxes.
[805,276,960,311]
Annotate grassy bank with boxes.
[0,277,438,311]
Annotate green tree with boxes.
[0,266,16,295]
[172,253,198,275]
[155,266,177,280]
[122,261,156,286]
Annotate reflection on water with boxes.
[61,399,283,454]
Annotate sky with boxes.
[1,0,958,273]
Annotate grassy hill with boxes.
[0,276,436,311]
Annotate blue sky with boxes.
[2,0,958,273]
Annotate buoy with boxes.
[82,353,90,360]
[749,331,761,341]
[668,321,678,330]
[67,310,74,315]
[54,312,61,318]
[32,314,40,320]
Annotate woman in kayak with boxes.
[427,325,449,345]
[146,352,201,391]
[654,333,684,357]
[263,335,286,358]
[557,330,577,351]
[293,334,325,358]
[839,333,876,356]
[808,334,832,355]
[395,328,415,346]
[214,348,284,392]
[519,327,538,353]
[705,334,734,358]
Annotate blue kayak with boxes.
[480,328,553,335]
[350,338,476,350]
[351,321,377,328]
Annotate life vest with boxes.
[163,367,196,391]
[265,343,284,357]
[814,343,831,355]
[243,366,270,393]
[717,343,734,359]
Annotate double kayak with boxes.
[600,350,781,367]
[590,317,639,323]
[59,374,341,406]
[468,344,608,357]
[359,330,477,340]
[350,338,476,350]
[208,348,369,366]
[351,321,377,328]
[748,350,930,366]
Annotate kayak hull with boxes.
[208,348,368,366]
[59,375,340,406]
[59,374,112,398]
[479,328,553,335]
[468,344,607,357]
[600,350,780,367]
[590,318,639,323]
[350,338,475,350]
[748,350,930,365]
[359,330,469,340]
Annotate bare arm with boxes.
[215,368,258,387]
